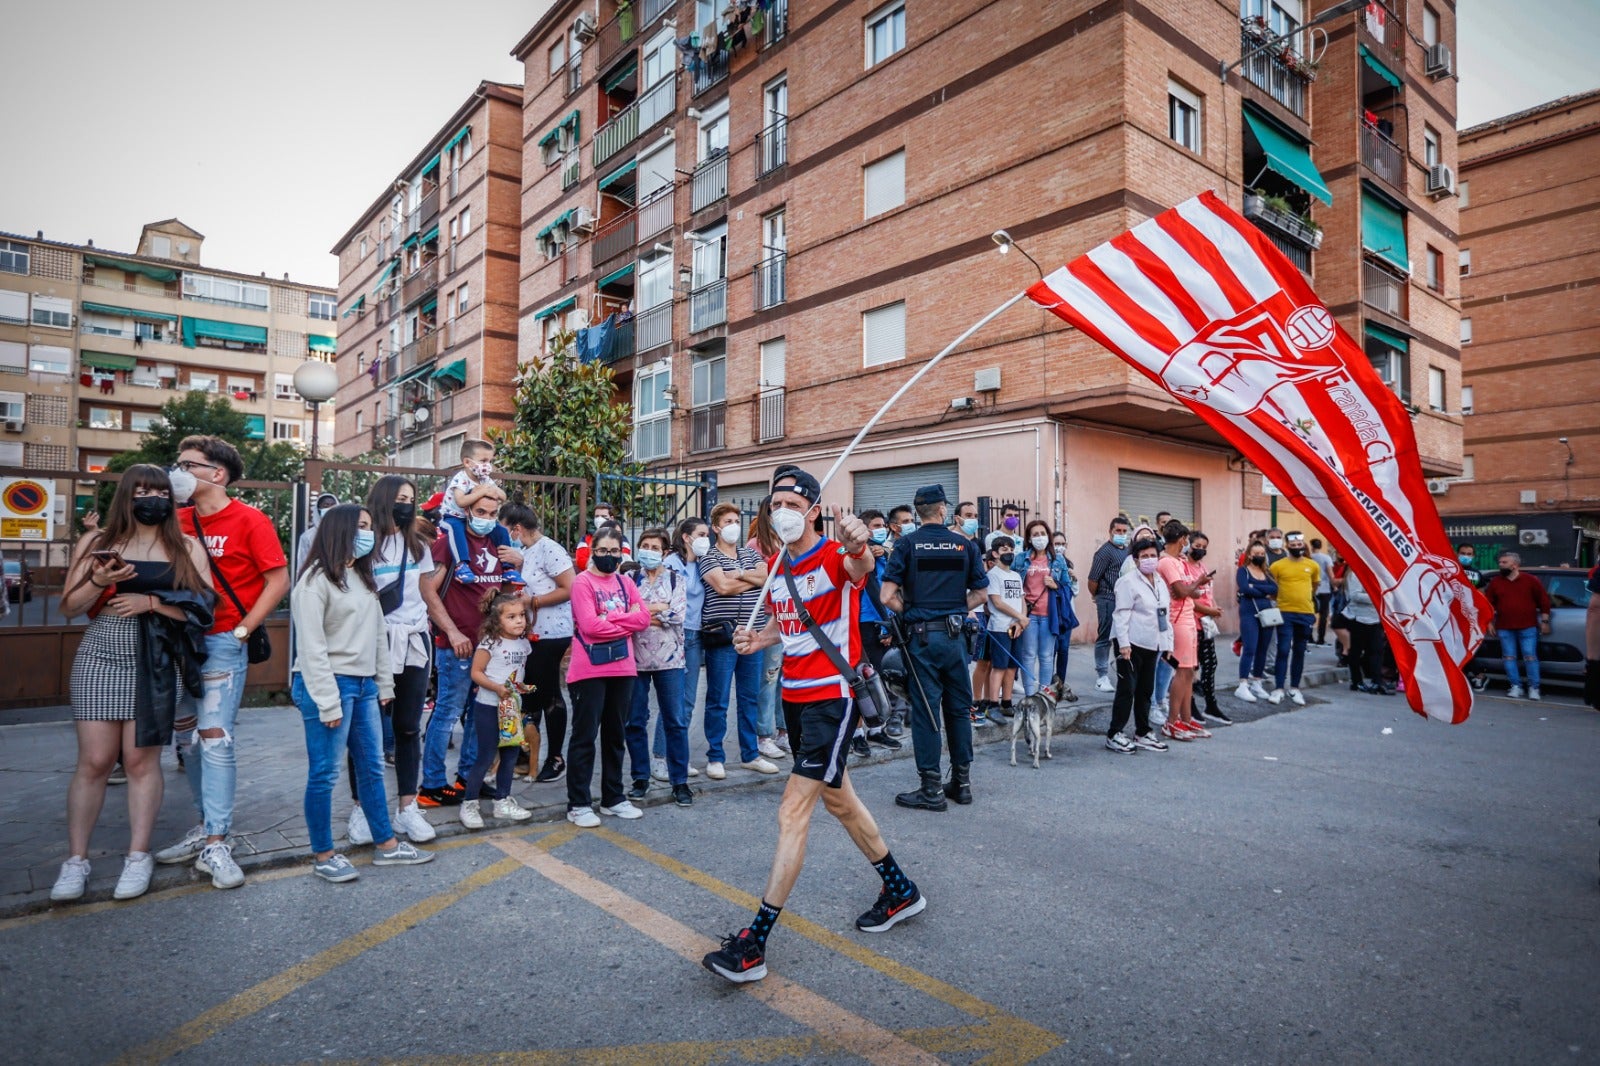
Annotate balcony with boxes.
[1362,259,1408,319]
[693,50,729,95]
[402,260,439,308]
[399,330,440,374]
[639,0,673,27]
[689,278,727,333]
[690,402,725,453]
[596,5,636,67]
[592,211,637,267]
[754,253,786,310]
[1361,123,1404,189]
[1242,194,1320,273]
[757,386,785,442]
[420,187,440,229]
[691,153,728,213]
[594,104,639,167]
[756,117,787,177]
[635,301,671,354]
[562,153,581,190]
[1237,24,1310,118]
[637,183,675,241]
[764,0,788,45]
[638,73,674,133]
[602,318,635,365]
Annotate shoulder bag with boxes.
[573,577,632,665]
[191,511,273,664]
[378,541,409,616]
[780,557,889,727]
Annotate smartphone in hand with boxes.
[90,549,125,567]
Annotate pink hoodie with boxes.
[567,569,654,683]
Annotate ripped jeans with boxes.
[174,633,250,838]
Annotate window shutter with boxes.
[759,338,786,388]
[852,460,959,515]
[0,290,26,323]
[863,151,905,218]
[1117,470,1197,527]
[862,301,905,366]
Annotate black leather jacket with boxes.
[134,589,217,748]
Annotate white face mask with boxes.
[770,508,807,545]
[167,466,198,505]
[690,535,711,558]
[1268,538,1284,550]
[1030,535,1049,551]
[718,523,742,546]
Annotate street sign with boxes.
[1262,476,1280,497]
[0,477,54,541]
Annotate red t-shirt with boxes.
[764,538,866,703]
[179,499,289,634]
[1483,573,1551,631]
[430,527,509,648]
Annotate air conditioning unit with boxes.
[1426,478,1451,495]
[1427,164,1456,197]
[573,11,597,39]
[3,420,22,433]
[570,206,596,233]
[1424,42,1453,78]
[1518,528,1549,547]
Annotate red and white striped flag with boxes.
[1029,191,1488,723]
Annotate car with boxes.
[3,557,33,603]
[1468,567,1591,688]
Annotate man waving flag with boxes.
[1028,190,1488,724]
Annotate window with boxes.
[698,99,729,160]
[359,237,368,259]
[632,361,672,461]
[690,351,726,452]
[0,391,22,421]
[274,372,297,400]
[865,0,906,67]
[1167,80,1202,152]
[1460,317,1472,344]
[864,150,906,218]
[183,273,269,309]
[638,142,675,200]
[760,337,787,389]
[308,294,337,320]
[0,340,25,373]
[460,206,472,236]
[1459,249,1471,277]
[88,406,122,430]
[0,289,26,324]
[692,352,725,409]
[1365,337,1409,402]
[457,283,470,315]
[0,240,29,276]
[150,236,171,259]
[355,409,365,433]
[1428,366,1446,411]
[863,301,907,367]
[272,419,303,441]
[29,345,70,375]
[31,295,72,330]
[690,222,728,288]
[549,39,566,78]
[1425,246,1444,292]
[1423,4,1440,45]
[1458,180,1469,206]
[1461,384,1474,415]
[1424,125,1440,168]
[639,253,673,309]
[130,411,161,433]
[227,375,254,396]
[188,371,219,393]
[1459,454,1474,481]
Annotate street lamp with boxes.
[293,361,339,460]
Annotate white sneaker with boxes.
[757,737,786,760]
[1528,687,1541,701]
[459,802,484,829]
[493,797,533,821]
[650,756,669,782]
[347,805,373,846]
[50,856,91,901]
[740,757,780,775]
[1095,676,1115,693]
[393,801,437,842]
[1268,689,1285,705]
[775,733,792,755]
[599,800,643,820]
[196,842,244,889]
[1289,688,1306,706]
[154,824,206,865]
[1507,684,1524,698]
[1250,680,1270,699]
[705,762,726,780]
[566,806,601,828]
[687,763,701,777]
[114,853,155,900]
[1235,681,1258,703]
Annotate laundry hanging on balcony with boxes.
[574,314,620,364]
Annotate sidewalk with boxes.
[0,638,1348,916]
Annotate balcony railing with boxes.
[635,301,671,353]
[594,104,639,167]
[756,117,788,177]
[754,253,786,310]
[638,73,675,134]
[1361,123,1404,189]
[1242,195,1321,258]
[640,0,673,27]
[637,182,675,240]
[1238,25,1309,118]
[691,152,728,213]
[561,245,582,286]
[597,5,636,66]
[689,278,727,332]
[765,0,788,45]
[690,402,725,452]
[758,386,786,442]
[402,260,439,308]
[420,187,440,229]
[602,318,635,364]
[693,50,729,95]
[562,153,581,190]
[399,330,439,373]
[1362,260,1408,319]
[592,211,637,267]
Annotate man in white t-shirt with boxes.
[500,503,576,783]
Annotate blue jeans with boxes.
[1274,612,1316,689]
[658,629,703,758]
[702,641,761,764]
[421,645,478,789]
[293,673,394,855]
[177,632,250,838]
[1239,605,1272,680]
[757,641,783,736]
[1016,620,1055,696]
[629,667,688,784]
[1155,654,1174,705]
[1052,625,1072,685]
[1498,627,1540,688]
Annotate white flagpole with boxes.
[743,288,1031,629]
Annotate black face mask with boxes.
[593,554,621,575]
[1249,555,1266,566]
[1288,547,1305,558]
[1189,547,1207,561]
[131,496,172,526]
[392,503,416,527]
[998,552,1015,567]
[1498,566,1513,578]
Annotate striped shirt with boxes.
[766,538,865,703]
[698,544,765,625]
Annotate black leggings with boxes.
[463,700,519,802]
[1196,632,1217,711]
[350,663,428,804]
[1108,644,1156,739]
[1347,620,1386,687]
[523,637,571,760]
[567,676,635,811]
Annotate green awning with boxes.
[561,110,580,139]
[1365,322,1410,352]
[598,159,638,191]
[80,301,176,323]
[598,263,635,287]
[342,295,366,318]
[421,154,440,176]
[603,57,638,92]
[1243,109,1332,206]
[533,295,577,321]
[181,317,267,348]
[419,296,438,315]
[244,415,266,441]
[432,359,467,386]
[79,351,138,371]
[392,363,434,386]
[420,225,439,245]
[308,334,336,354]
[83,254,178,283]
[538,128,559,147]
[371,258,399,294]
[1361,190,1410,273]
[537,210,575,240]
[444,125,471,153]
[401,232,420,249]
[1360,45,1403,90]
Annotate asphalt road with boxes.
[2,686,1596,1065]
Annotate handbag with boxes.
[191,512,272,664]
[378,542,409,616]
[699,619,736,647]
[780,559,889,728]
[1255,606,1284,628]
[573,577,632,665]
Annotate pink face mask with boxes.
[1137,556,1160,575]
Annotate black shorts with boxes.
[782,696,861,789]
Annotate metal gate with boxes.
[595,465,714,541]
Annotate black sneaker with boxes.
[417,784,464,808]
[702,929,767,983]
[534,756,566,784]
[855,885,926,933]
[672,784,694,807]
[867,729,902,751]
[628,779,649,801]
[1207,708,1234,725]
[850,735,871,758]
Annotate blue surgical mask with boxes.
[961,518,980,536]
[469,516,497,536]
[900,521,916,536]
[870,528,889,544]
[1111,533,1129,548]
[353,530,375,558]
[1458,555,1473,568]
[637,548,663,570]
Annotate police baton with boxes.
[884,613,941,738]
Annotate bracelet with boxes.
[149,595,156,613]
[89,577,108,588]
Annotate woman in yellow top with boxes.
[1267,531,1321,705]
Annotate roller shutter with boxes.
[852,460,959,516]
[1117,470,1196,527]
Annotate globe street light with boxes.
[293,361,339,460]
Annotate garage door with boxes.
[853,460,959,515]
[715,480,769,508]
[1118,469,1195,527]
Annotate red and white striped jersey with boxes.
[765,539,866,703]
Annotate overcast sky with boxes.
[0,0,1592,288]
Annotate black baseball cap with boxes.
[771,466,821,505]
[913,484,948,506]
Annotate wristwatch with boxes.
[232,624,250,641]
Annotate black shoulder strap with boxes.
[780,555,861,686]
[192,510,247,620]
[864,564,887,617]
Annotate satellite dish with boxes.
[177,241,192,255]
[414,405,430,424]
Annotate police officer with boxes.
[880,484,989,811]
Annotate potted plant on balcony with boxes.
[1244,189,1267,217]
[1241,14,1272,41]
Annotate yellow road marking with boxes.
[592,828,1062,1066]
[494,835,944,1066]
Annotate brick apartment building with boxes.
[507,0,1463,584]
[1442,90,1600,568]
[330,82,523,469]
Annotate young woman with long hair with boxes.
[52,465,213,902]
[1105,537,1172,755]
[1017,518,1069,697]
[655,518,709,783]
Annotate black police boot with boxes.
[943,763,972,805]
[895,770,948,812]
[883,706,905,738]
